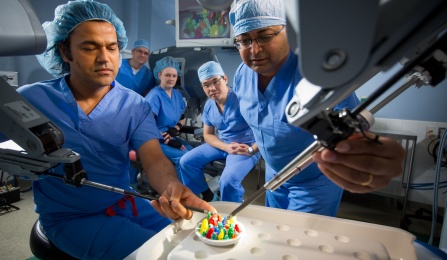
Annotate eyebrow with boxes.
[80,40,118,47]
[238,27,278,37]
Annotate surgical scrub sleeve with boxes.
[233,50,360,217]
[17,77,171,259]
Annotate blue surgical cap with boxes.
[153,56,181,82]
[133,39,150,51]
[36,0,128,78]
[229,0,286,36]
[198,61,225,82]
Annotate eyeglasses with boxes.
[234,26,285,50]
[202,77,223,89]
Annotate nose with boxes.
[250,40,262,54]
[96,48,110,63]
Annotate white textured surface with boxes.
[136,202,417,260]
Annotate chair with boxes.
[29,220,78,260]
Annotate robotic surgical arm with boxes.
[270,0,447,199]
[277,0,447,194]
[285,0,447,136]
[0,0,82,183]
[0,78,82,180]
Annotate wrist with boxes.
[176,122,183,129]
[248,146,255,155]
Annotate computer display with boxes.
[175,0,234,48]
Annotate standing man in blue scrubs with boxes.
[180,61,261,202]
[20,1,214,259]
[116,39,156,96]
[145,56,193,178]
[229,0,406,216]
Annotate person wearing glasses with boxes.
[116,39,156,97]
[179,61,261,202]
[228,0,403,217]
[145,56,193,179]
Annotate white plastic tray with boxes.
[136,202,416,260]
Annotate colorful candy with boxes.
[197,213,242,241]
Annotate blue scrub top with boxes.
[202,90,255,145]
[17,77,161,222]
[116,59,155,96]
[145,86,186,132]
[233,50,360,181]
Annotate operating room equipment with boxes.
[138,201,418,259]
[46,167,213,215]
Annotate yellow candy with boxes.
[218,229,224,240]
[199,218,208,234]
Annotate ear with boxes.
[58,42,71,62]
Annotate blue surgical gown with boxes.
[233,50,360,216]
[145,86,192,175]
[17,77,170,259]
[180,90,260,202]
[116,59,155,96]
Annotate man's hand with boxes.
[150,181,216,220]
[312,132,405,193]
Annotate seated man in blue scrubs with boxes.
[18,1,214,259]
[180,61,261,202]
[145,56,193,178]
[229,0,406,216]
[115,39,155,96]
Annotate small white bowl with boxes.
[195,219,244,247]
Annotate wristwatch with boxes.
[248,146,255,155]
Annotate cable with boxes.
[427,137,447,167]
[428,128,447,245]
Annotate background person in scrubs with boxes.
[180,61,261,202]
[229,0,406,216]
[115,39,155,96]
[17,1,214,259]
[145,56,193,178]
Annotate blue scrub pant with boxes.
[41,196,172,260]
[160,137,193,178]
[264,163,342,217]
[180,143,260,202]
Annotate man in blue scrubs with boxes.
[229,0,406,216]
[20,1,214,259]
[116,39,155,96]
[180,61,261,202]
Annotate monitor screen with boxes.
[175,0,234,48]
